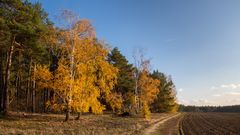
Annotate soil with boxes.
[143,113,181,135]
[180,112,240,135]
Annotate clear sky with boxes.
[30,0,240,106]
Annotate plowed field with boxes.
[179,113,240,135]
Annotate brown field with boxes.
[179,113,240,135]
[0,112,177,135]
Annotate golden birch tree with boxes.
[35,17,119,121]
[139,70,160,118]
[133,49,160,118]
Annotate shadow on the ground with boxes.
[0,112,66,122]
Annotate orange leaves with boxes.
[105,92,123,113]
[138,70,160,118]
[141,102,151,119]
[35,64,52,89]
[35,18,119,115]
[139,70,160,104]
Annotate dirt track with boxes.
[179,113,240,135]
[143,113,181,135]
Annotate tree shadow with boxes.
[0,112,65,122]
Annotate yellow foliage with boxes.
[141,102,151,119]
[138,70,160,118]
[169,103,179,113]
[105,92,123,113]
[139,70,160,105]
[35,19,119,114]
[35,65,52,89]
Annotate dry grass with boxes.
[0,112,173,135]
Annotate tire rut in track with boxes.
[143,113,180,135]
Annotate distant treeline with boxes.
[179,105,240,112]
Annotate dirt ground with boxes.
[151,114,183,135]
[180,112,240,135]
[142,113,181,135]
[0,112,177,135]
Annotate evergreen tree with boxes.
[151,70,178,113]
[108,47,135,112]
[0,0,49,115]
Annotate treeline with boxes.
[0,0,178,121]
[179,105,240,112]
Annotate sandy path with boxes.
[143,113,181,135]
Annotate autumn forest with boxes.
[0,0,178,122]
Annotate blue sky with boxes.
[30,0,240,106]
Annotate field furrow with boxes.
[180,113,240,135]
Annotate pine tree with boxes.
[0,0,48,115]
[108,47,135,112]
[151,70,178,113]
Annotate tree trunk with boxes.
[65,101,70,121]
[26,58,32,112]
[43,88,49,113]
[134,76,139,114]
[32,63,36,113]
[15,74,19,110]
[75,112,81,120]
[3,44,14,115]
[139,87,142,113]
[43,88,46,113]
[0,50,4,111]
[16,51,22,112]
[64,29,74,121]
